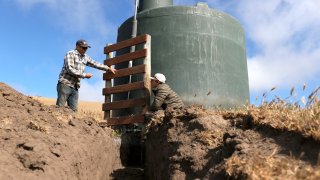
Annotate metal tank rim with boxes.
[137,3,243,27]
[119,4,244,40]
[135,5,246,51]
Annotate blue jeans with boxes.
[56,83,78,111]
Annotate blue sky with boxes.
[0,0,319,105]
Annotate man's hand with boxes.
[108,67,116,74]
[85,73,93,79]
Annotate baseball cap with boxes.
[151,73,166,83]
[76,39,91,48]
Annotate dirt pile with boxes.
[0,83,122,180]
[144,106,320,179]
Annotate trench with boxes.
[108,128,238,179]
[107,114,239,179]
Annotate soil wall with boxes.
[0,83,122,180]
[144,106,320,179]
[144,107,231,179]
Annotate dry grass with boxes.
[33,97,104,121]
[248,101,319,139]
[222,86,320,140]
[226,153,320,180]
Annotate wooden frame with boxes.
[102,34,151,126]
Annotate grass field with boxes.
[33,96,104,121]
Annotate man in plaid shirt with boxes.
[56,39,116,111]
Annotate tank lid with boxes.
[196,2,209,8]
[138,0,173,12]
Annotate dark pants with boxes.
[56,83,78,111]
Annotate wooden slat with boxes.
[99,114,145,126]
[104,49,147,66]
[104,35,148,54]
[103,64,146,80]
[103,81,145,95]
[102,98,146,111]
[104,44,113,120]
[142,35,152,114]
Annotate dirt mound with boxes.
[144,106,320,179]
[0,82,122,180]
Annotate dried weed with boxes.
[222,86,320,140]
[226,154,320,179]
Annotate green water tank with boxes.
[116,1,249,108]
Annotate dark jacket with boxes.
[151,83,184,111]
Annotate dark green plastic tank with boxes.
[116,1,249,108]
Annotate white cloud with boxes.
[235,0,320,91]
[248,48,320,90]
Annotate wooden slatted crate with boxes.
[101,34,151,126]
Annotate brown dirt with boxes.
[0,82,122,180]
[2,82,320,180]
[144,106,320,179]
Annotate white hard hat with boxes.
[151,73,166,83]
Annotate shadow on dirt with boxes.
[255,124,320,165]
[110,167,144,180]
[226,113,320,166]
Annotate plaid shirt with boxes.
[58,50,109,89]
